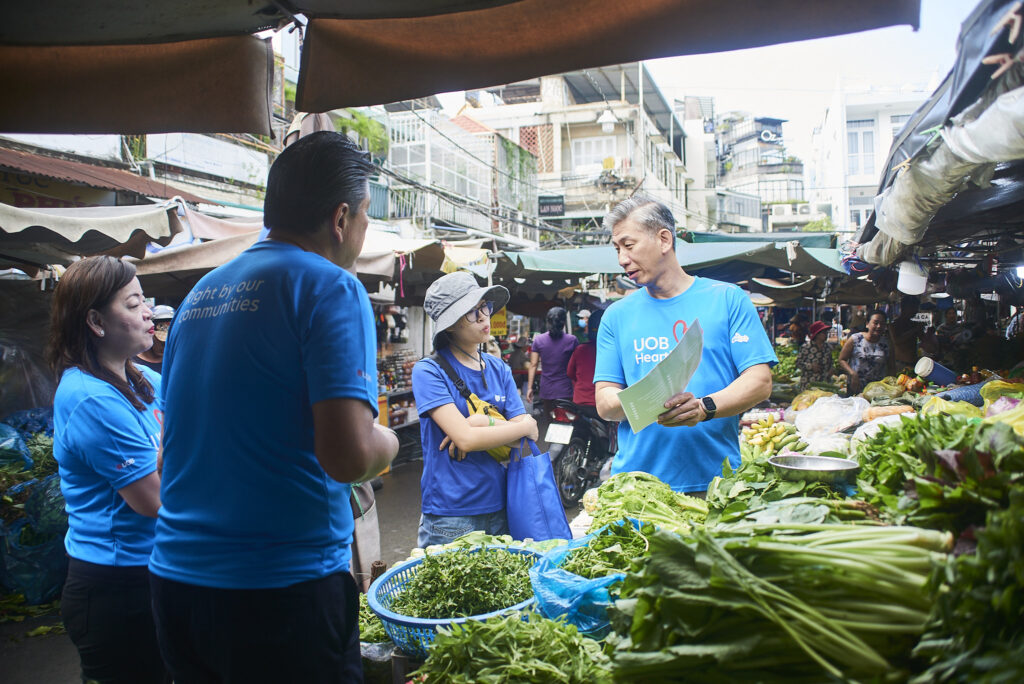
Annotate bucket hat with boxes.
[808,321,830,339]
[151,305,175,321]
[424,272,509,348]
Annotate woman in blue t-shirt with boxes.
[412,272,539,547]
[47,256,169,684]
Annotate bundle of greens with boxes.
[586,472,707,534]
[856,414,1024,537]
[912,488,1024,682]
[410,612,612,684]
[389,548,533,620]
[772,345,797,383]
[609,523,951,682]
[706,446,859,524]
[561,520,653,580]
[358,593,390,644]
[409,531,565,561]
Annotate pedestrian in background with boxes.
[48,256,169,684]
[526,306,577,413]
[566,309,604,417]
[133,304,174,374]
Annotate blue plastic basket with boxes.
[366,545,541,659]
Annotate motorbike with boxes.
[544,399,617,507]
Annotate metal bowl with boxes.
[768,455,860,485]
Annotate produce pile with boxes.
[608,522,951,682]
[581,471,707,534]
[388,548,533,620]
[409,612,612,684]
[561,520,651,580]
[358,592,389,644]
[740,415,807,456]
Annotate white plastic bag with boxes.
[794,396,870,437]
[801,433,852,456]
[851,413,916,445]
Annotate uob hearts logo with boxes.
[672,320,689,342]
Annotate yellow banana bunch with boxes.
[740,418,807,456]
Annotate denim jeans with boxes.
[417,510,509,548]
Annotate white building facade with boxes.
[810,87,929,236]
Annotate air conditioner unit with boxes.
[798,204,811,215]
[772,205,787,216]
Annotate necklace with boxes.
[450,341,488,389]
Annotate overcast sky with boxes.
[645,0,980,160]
[438,0,980,163]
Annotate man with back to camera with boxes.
[149,132,399,682]
[594,197,776,495]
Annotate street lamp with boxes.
[596,109,616,134]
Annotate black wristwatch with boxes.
[700,396,717,421]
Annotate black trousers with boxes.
[150,570,363,684]
[60,558,170,684]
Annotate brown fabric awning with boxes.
[0,147,210,204]
[0,36,273,135]
[297,0,920,111]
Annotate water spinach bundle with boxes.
[561,520,653,580]
[389,547,533,619]
[609,523,951,682]
[411,612,612,684]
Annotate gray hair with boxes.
[603,197,676,246]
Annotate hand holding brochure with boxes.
[617,320,703,433]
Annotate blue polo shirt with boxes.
[53,366,162,566]
[150,240,378,589]
[595,278,776,492]
[413,349,525,516]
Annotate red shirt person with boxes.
[566,310,603,408]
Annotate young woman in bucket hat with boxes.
[411,272,539,547]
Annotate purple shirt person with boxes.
[526,307,578,408]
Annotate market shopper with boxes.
[566,308,604,417]
[413,272,539,546]
[47,256,169,684]
[594,197,776,494]
[149,132,398,683]
[132,304,174,373]
[796,320,834,388]
[526,306,577,410]
[839,310,893,395]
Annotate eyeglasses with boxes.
[464,301,494,322]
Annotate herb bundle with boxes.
[388,548,533,620]
[358,593,389,643]
[411,612,612,684]
[561,520,652,579]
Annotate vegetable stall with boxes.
[357,392,1024,682]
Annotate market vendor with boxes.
[796,320,835,388]
[150,132,398,682]
[412,272,539,546]
[838,310,893,395]
[48,256,168,684]
[594,197,776,494]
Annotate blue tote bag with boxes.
[506,439,572,541]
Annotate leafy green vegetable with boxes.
[855,414,1024,537]
[389,548,533,620]
[409,531,566,561]
[609,523,950,682]
[587,472,707,534]
[561,520,652,580]
[411,612,612,683]
[358,592,390,644]
[912,488,1024,682]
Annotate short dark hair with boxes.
[264,131,374,235]
[603,196,676,248]
[868,310,887,322]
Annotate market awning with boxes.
[0,147,210,204]
[500,242,845,280]
[133,226,439,299]
[0,199,185,271]
[2,1,919,134]
[689,231,836,248]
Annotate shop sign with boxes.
[0,171,115,208]
[538,195,564,217]
[147,133,269,184]
[490,306,508,336]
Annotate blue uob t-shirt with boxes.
[53,366,162,566]
[150,240,378,589]
[413,349,525,516]
[594,278,777,492]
